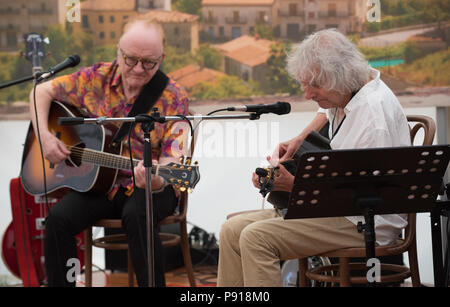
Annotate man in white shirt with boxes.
[217,29,411,286]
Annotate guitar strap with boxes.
[109,69,169,149]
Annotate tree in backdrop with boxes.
[0,24,113,104]
[265,42,302,95]
[194,44,221,70]
[190,75,261,100]
[421,0,450,46]
[251,23,274,40]
[161,43,222,73]
[172,0,202,16]
[160,45,197,73]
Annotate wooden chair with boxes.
[83,188,196,287]
[299,114,436,287]
[84,219,135,287]
[84,123,198,287]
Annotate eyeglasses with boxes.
[119,48,161,71]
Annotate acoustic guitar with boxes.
[20,100,200,196]
[257,130,331,209]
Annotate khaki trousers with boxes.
[217,209,366,287]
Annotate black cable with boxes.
[192,108,228,133]
[32,81,50,212]
[127,123,137,189]
[32,79,65,285]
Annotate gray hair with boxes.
[286,29,371,94]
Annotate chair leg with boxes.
[339,257,351,287]
[127,250,134,287]
[84,228,93,287]
[298,258,309,287]
[180,220,196,287]
[408,238,421,287]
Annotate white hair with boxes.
[286,29,371,94]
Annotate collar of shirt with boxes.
[342,69,380,116]
[111,59,122,88]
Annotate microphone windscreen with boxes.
[276,102,291,115]
[58,117,84,126]
[69,55,81,67]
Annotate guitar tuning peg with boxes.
[188,188,193,194]
[194,161,198,165]
[180,187,186,192]
[185,157,192,165]
[179,157,184,164]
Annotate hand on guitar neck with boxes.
[252,156,295,194]
[133,160,168,191]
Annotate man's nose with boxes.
[132,61,145,73]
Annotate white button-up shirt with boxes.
[319,69,411,245]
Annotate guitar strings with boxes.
[62,144,179,172]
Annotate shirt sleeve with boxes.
[159,84,190,158]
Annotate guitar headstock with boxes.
[159,157,200,193]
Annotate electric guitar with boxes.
[20,100,200,196]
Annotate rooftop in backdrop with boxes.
[214,35,274,67]
[168,64,225,91]
[140,9,200,23]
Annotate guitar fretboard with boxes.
[68,146,152,171]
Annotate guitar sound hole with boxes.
[67,142,85,167]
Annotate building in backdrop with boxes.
[136,0,171,12]
[168,64,225,93]
[72,0,138,47]
[202,0,279,42]
[73,0,198,53]
[139,10,199,53]
[202,0,366,42]
[214,35,274,88]
[0,0,67,51]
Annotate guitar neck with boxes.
[69,146,153,171]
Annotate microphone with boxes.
[58,117,85,126]
[37,55,81,82]
[227,101,291,115]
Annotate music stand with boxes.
[284,145,450,286]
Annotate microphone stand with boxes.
[0,72,44,90]
[58,110,268,287]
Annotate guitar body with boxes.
[1,177,85,286]
[267,131,331,209]
[20,100,120,196]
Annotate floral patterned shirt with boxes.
[51,60,190,198]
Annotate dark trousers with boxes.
[44,186,177,287]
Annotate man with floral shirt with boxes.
[30,20,189,287]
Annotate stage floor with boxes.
[76,265,217,287]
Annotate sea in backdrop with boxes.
[0,106,438,285]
